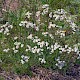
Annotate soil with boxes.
[0,64,80,80]
[2,0,20,11]
[0,0,20,17]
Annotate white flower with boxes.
[31,48,36,53]
[25,11,32,18]
[3,48,10,53]
[0,59,2,63]
[37,42,40,45]
[14,42,21,46]
[41,49,44,51]
[34,46,37,49]
[28,22,34,28]
[12,47,15,50]
[14,50,18,53]
[77,54,80,59]
[26,24,29,28]
[5,27,9,32]
[27,34,33,39]
[39,41,45,48]
[16,45,19,49]
[8,25,13,29]
[24,56,30,62]
[42,32,48,35]
[39,58,42,61]
[65,45,68,48]
[56,60,65,69]
[14,36,18,40]
[77,51,80,55]
[60,32,65,37]
[35,27,39,31]
[39,52,43,55]
[21,55,24,58]
[36,11,40,17]
[68,47,72,50]
[25,49,29,52]
[35,39,41,43]
[74,46,78,52]
[19,23,23,26]
[21,44,24,48]
[51,48,54,53]
[51,45,54,48]
[49,12,52,18]
[21,59,25,64]
[37,41,45,48]
[6,33,10,35]
[39,58,46,64]
[66,47,73,53]
[2,9,7,12]
[42,32,48,36]
[36,48,41,53]
[42,8,49,15]
[48,22,56,29]
[54,9,67,15]
[53,14,59,20]
[59,47,66,52]
[27,45,31,50]
[19,21,28,27]
[49,34,54,39]
[33,39,36,43]
[45,42,49,46]
[0,29,4,33]
[4,31,7,34]
[56,57,60,61]
[21,55,30,64]
[42,4,49,8]
[59,51,62,54]
[54,43,60,50]
[41,58,46,64]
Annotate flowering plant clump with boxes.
[0,4,80,74]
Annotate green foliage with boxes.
[0,76,5,80]
[0,0,80,76]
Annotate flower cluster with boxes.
[26,32,80,68]
[3,48,10,53]
[73,44,80,59]
[49,9,67,21]
[26,45,43,54]
[19,21,39,31]
[49,9,77,32]
[27,34,49,48]
[55,30,66,38]
[21,55,30,64]
[55,57,65,69]
[42,4,49,15]
[48,22,56,29]
[36,11,41,24]
[0,22,13,35]
[1,4,80,70]
[18,9,80,66]
[42,31,54,39]
[13,41,24,53]
[25,11,32,19]
[39,57,46,64]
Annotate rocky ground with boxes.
[0,64,80,80]
[0,0,20,17]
